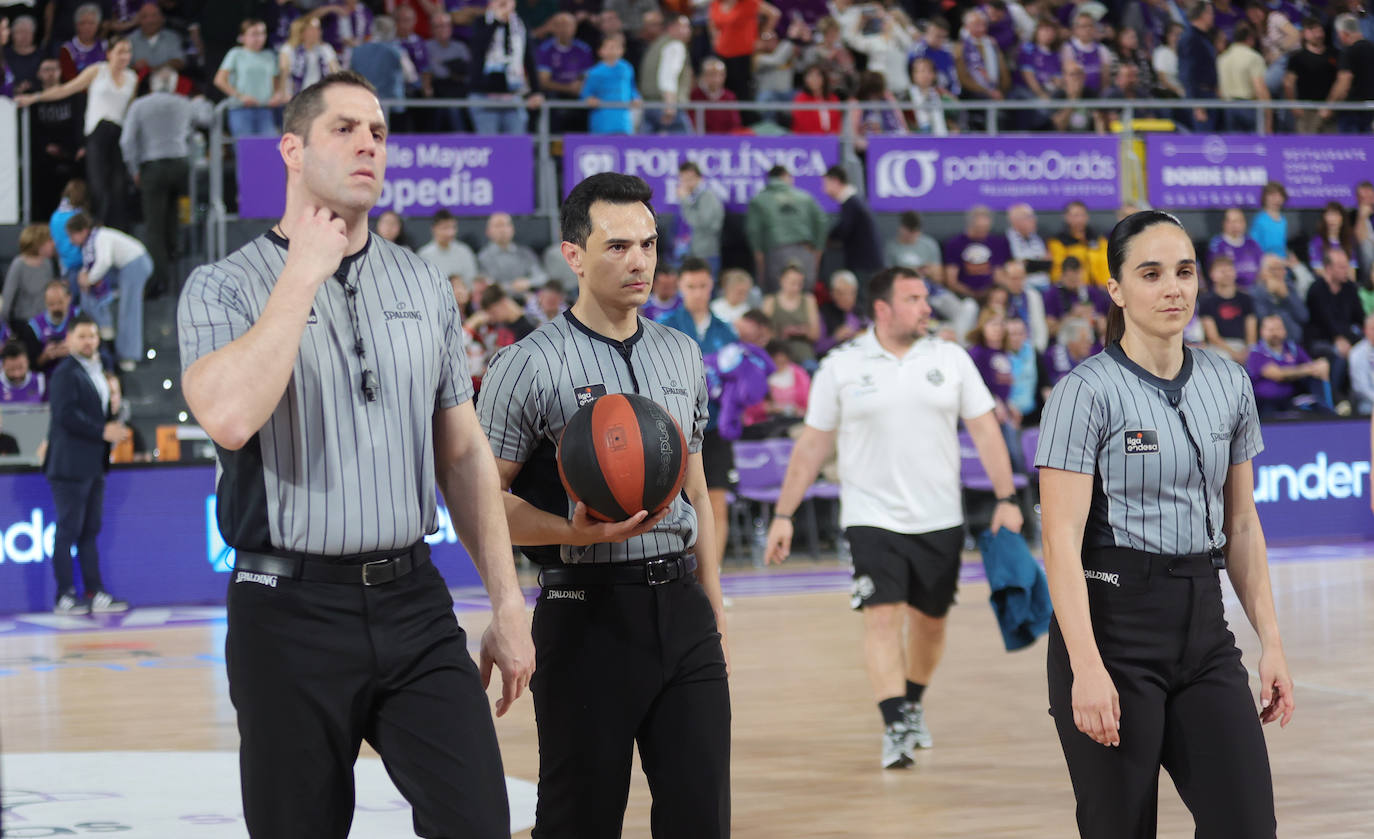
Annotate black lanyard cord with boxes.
[1172,401,1225,568]
[339,277,379,403]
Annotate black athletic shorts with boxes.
[846,525,964,617]
[700,429,737,490]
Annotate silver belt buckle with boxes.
[362,557,395,586]
[645,559,674,586]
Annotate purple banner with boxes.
[0,465,480,615]
[235,134,534,218]
[1146,134,1374,209]
[562,135,840,213]
[865,135,1121,211]
[1250,419,1373,544]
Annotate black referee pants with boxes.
[1047,548,1275,839]
[531,573,730,839]
[226,557,510,839]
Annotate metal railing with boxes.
[198,95,1374,263]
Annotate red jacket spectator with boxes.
[689,57,743,132]
[792,63,843,133]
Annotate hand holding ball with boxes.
[557,393,688,522]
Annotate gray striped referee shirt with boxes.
[477,311,708,564]
[1035,344,1264,556]
[177,231,473,557]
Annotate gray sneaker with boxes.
[88,591,129,614]
[902,701,933,751]
[54,590,91,616]
[882,722,913,769]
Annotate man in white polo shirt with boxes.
[765,265,1023,770]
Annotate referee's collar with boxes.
[1105,341,1193,396]
[562,309,644,349]
[264,227,373,277]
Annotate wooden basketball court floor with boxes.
[2,542,1372,837]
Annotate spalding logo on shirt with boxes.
[1123,429,1160,454]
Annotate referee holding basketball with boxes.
[177,72,533,838]
[1037,210,1294,839]
[477,172,730,838]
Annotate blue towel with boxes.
[978,527,1053,652]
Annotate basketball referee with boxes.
[477,173,730,838]
[177,72,534,838]
[1037,210,1294,839]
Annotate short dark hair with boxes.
[1187,1,1210,21]
[1323,246,1350,266]
[824,165,848,184]
[432,209,455,225]
[764,339,793,360]
[560,172,655,249]
[479,284,508,309]
[71,312,99,330]
[679,161,701,177]
[867,266,921,317]
[899,210,922,231]
[1232,21,1254,43]
[283,70,379,142]
[540,279,565,295]
[739,308,772,329]
[1302,14,1323,28]
[1210,253,1234,267]
[65,212,93,234]
[679,256,712,276]
[767,164,790,179]
[1061,255,1083,272]
[1,341,27,360]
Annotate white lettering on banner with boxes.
[874,148,1117,199]
[1253,452,1371,503]
[875,151,940,198]
[379,172,495,214]
[575,142,832,207]
[0,509,55,565]
[1160,166,1268,187]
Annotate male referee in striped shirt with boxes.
[478,172,730,838]
[177,71,533,838]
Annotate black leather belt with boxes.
[538,555,697,588]
[233,543,430,586]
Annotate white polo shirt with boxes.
[805,330,996,534]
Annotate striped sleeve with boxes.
[434,266,475,409]
[1230,366,1264,464]
[176,264,253,372]
[476,343,545,463]
[1035,372,1106,474]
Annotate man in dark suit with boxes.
[822,166,884,286]
[46,313,131,615]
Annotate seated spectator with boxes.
[417,210,479,285]
[215,19,286,137]
[657,258,737,350]
[1284,16,1338,134]
[1343,313,1374,413]
[5,16,42,95]
[689,56,742,133]
[1061,10,1113,96]
[542,240,579,291]
[1042,316,1099,390]
[65,213,151,371]
[1004,317,1041,426]
[885,210,943,284]
[1043,256,1111,336]
[943,204,1011,305]
[1207,207,1265,289]
[1308,200,1358,282]
[426,12,472,131]
[641,262,683,321]
[954,8,1011,127]
[741,339,810,434]
[0,341,47,403]
[1013,18,1063,130]
[711,269,755,328]
[762,263,820,368]
[582,32,639,134]
[1005,203,1052,288]
[25,280,78,375]
[735,307,775,348]
[1048,201,1110,286]
[1050,64,1107,132]
[848,70,908,151]
[1251,181,1290,259]
[468,0,541,135]
[1356,181,1374,276]
[966,310,1024,469]
[800,16,857,97]
[638,14,692,134]
[3,225,59,328]
[58,4,106,81]
[1248,314,1333,416]
[1198,255,1257,363]
[478,212,547,292]
[792,63,843,134]
[1252,253,1309,345]
[1152,21,1187,97]
[673,162,725,275]
[906,56,951,135]
[1101,62,1157,123]
[1114,26,1158,94]
[479,285,538,346]
[374,210,413,251]
[128,3,186,76]
[1305,247,1364,400]
[394,6,434,117]
[322,0,374,55]
[1000,260,1049,351]
[527,280,568,325]
[816,270,867,355]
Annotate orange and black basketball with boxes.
[557,392,688,522]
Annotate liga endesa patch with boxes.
[1123,429,1160,455]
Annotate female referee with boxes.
[1036,210,1295,839]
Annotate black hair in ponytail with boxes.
[1104,210,1187,345]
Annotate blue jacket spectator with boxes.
[582,34,638,134]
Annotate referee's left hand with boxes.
[1257,646,1295,728]
[480,606,535,718]
[989,500,1024,535]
